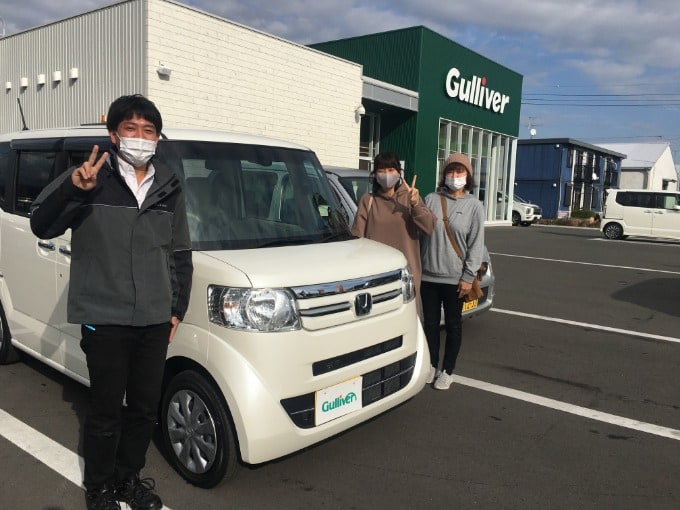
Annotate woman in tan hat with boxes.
[351,151,436,317]
[420,153,485,390]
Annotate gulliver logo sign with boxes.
[445,67,511,114]
[321,392,358,412]
[315,376,363,425]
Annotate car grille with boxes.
[312,336,403,376]
[290,269,404,331]
[280,353,416,429]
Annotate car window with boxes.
[158,141,348,250]
[0,142,10,210]
[15,151,58,215]
[616,192,655,208]
[338,175,371,204]
[658,194,679,209]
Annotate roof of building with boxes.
[517,138,627,158]
[596,142,669,169]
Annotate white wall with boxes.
[649,146,677,189]
[146,0,364,167]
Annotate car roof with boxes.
[0,125,311,150]
[607,188,678,193]
[324,166,370,178]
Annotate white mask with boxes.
[375,172,400,190]
[445,176,467,190]
[117,134,157,167]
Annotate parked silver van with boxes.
[601,188,680,240]
[0,127,429,487]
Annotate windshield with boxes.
[338,174,371,205]
[156,141,351,250]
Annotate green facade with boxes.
[311,26,523,192]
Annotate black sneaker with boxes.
[85,487,121,510]
[115,474,163,510]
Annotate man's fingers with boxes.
[92,152,108,173]
[87,145,100,166]
[411,175,417,188]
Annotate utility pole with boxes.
[528,116,541,138]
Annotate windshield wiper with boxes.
[321,231,354,243]
[256,238,317,248]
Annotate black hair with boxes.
[106,94,163,133]
[438,162,475,191]
[371,151,403,194]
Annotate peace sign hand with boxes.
[403,175,420,206]
[72,145,108,191]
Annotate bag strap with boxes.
[364,194,374,237]
[440,194,464,260]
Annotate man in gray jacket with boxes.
[30,95,193,510]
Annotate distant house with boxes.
[515,138,626,219]
[597,142,678,191]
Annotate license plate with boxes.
[315,376,363,426]
[462,299,478,312]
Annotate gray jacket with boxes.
[30,152,193,326]
[420,191,485,285]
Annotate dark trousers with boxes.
[80,322,170,490]
[421,281,464,375]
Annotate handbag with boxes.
[439,195,484,302]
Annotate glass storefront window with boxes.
[437,118,516,222]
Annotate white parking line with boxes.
[489,252,680,276]
[491,308,680,344]
[0,408,173,510]
[452,374,680,441]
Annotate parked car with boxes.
[601,188,680,240]
[325,166,495,319]
[0,127,430,487]
[510,193,542,226]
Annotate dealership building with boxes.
[0,0,523,223]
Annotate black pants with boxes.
[421,281,464,375]
[80,322,170,490]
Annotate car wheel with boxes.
[160,370,239,488]
[0,301,19,364]
[603,222,624,240]
[511,211,520,226]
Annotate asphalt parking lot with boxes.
[2,224,679,509]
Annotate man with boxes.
[30,95,193,510]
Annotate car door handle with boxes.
[59,246,72,256]
[37,240,56,251]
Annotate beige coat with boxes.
[351,186,436,316]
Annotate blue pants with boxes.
[80,322,170,490]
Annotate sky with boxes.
[3,0,680,160]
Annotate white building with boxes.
[598,142,678,191]
[0,0,364,167]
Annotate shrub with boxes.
[571,209,596,219]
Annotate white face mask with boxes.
[375,172,400,190]
[117,134,157,167]
[445,175,467,191]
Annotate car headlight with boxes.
[208,286,300,331]
[401,267,415,303]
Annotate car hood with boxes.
[198,238,407,288]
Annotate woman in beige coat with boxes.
[351,152,436,317]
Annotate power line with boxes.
[521,101,680,107]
